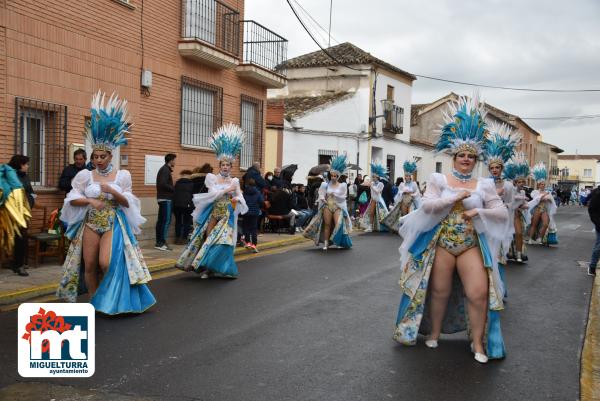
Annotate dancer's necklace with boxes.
[452,169,472,183]
[96,163,113,177]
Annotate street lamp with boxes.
[369,99,395,126]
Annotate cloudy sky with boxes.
[246,0,600,154]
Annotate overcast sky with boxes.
[246,0,600,154]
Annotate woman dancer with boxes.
[176,123,248,278]
[528,163,558,246]
[303,154,352,250]
[503,153,531,263]
[485,122,520,295]
[57,91,155,314]
[393,94,508,363]
[382,159,421,233]
[359,161,389,232]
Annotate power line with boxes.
[291,0,340,46]
[285,0,600,93]
[521,114,600,120]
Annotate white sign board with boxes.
[145,155,164,185]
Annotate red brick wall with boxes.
[266,99,284,128]
[1,0,267,206]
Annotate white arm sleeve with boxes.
[60,170,90,227]
[116,170,146,234]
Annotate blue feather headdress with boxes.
[370,160,389,180]
[503,152,530,181]
[329,153,349,175]
[435,94,487,158]
[403,159,418,174]
[485,121,521,167]
[209,123,245,163]
[532,162,548,183]
[86,91,130,152]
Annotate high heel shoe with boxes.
[425,339,438,348]
[322,240,329,251]
[470,342,488,364]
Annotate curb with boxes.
[0,235,309,307]
[581,274,600,401]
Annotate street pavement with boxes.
[0,206,594,401]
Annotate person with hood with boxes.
[242,178,263,252]
[191,163,212,194]
[243,161,268,191]
[173,169,195,244]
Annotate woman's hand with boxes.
[462,209,478,220]
[88,198,105,210]
[100,183,114,195]
[225,185,237,194]
[497,188,505,196]
[520,204,529,210]
[456,190,471,201]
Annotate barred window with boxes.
[15,98,67,187]
[240,95,264,170]
[181,76,223,148]
[318,149,338,165]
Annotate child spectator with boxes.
[173,169,195,245]
[243,178,264,252]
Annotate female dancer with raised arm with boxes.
[303,154,352,250]
[503,153,531,263]
[57,91,155,314]
[359,161,389,233]
[176,124,248,278]
[393,95,508,363]
[528,163,558,246]
[382,159,421,233]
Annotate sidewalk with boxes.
[0,232,309,306]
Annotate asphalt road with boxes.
[0,206,594,401]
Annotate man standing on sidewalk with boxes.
[587,185,600,275]
[155,153,176,251]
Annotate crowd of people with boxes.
[2,90,598,366]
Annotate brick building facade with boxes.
[0,0,286,242]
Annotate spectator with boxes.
[191,163,212,194]
[381,177,394,208]
[292,184,314,230]
[580,188,587,206]
[58,149,90,193]
[392,177,404,200]
[155,153,176,251]
[272,167,284,189]
[242,178,264,252]
[173,169,195,245]
[8,155,33,276]
[357,175,372,217]
[556,188,562,207]
[242,161,268,191]
[587,185,600,275]
[268,187,296,234]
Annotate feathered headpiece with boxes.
[209,123,245,163]
[403,159,418,174]
[329,153,349,175]
[532,162,548,183]
[435,94,488,158]
[485,121,521,167]
[86,91,130,152]
[370,160,389,180]
[503,152,530,181]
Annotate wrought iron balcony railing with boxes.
[241,20,287,75]
[182,0,240,56]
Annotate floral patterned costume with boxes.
[303,181,352,248]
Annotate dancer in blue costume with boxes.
[527,163,558,246]
[393,94,508,364]
[303,154,352,250]
[485,122,521,296]
[57,91,155,314]
[504,153,531,263]
[382,159,422,233]
[359,161,389,232]
[175,123,248,278]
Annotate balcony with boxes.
[236,20,288,89]
[179,0,240,69]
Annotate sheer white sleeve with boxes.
[317,182,327,207]
[473,179,509,241]
[333,182,348,206]
[116,170,146,234]
[60,169,90,227]
[420,173,460,213]
[232,178,248,215]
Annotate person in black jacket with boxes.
[272,167,284,189]
[191,163,212,194]
[58,149,89,193]
[173,169,195,245]
[242,162,268,191]
[587,185,600,275]
[242,178,264,252]
[155,153,176,250]
[268,187,296,234]
[381,178,394,208]
[292,184,313,229]
[8,155,33,276]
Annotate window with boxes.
[436,162,443,173]
[385,85,394,130]
[318,149,337,165]
[584,169,592,178]
[181,76,223,148]
[240,95,264,170]
[387,154,395,182]
[15,98,67,187]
